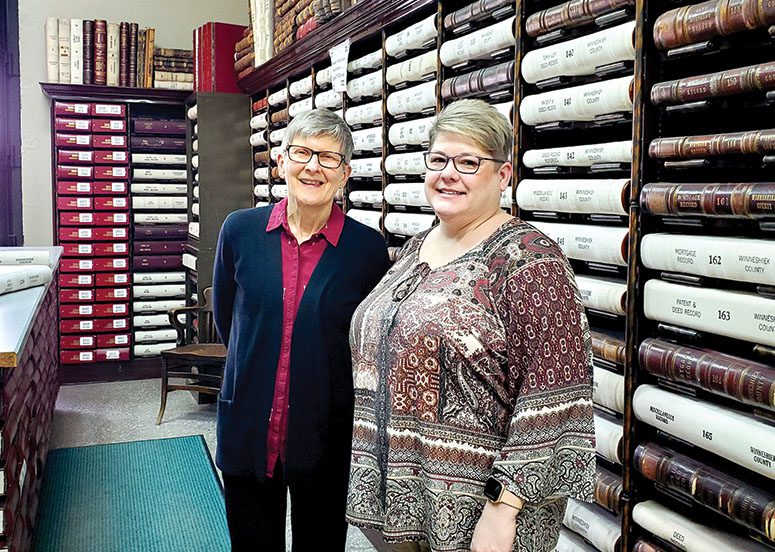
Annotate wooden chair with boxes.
[156,287,226,424]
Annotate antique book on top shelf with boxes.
[640,182,775,218]
[525,0,635,37]
[128,23,139,87]
[58,18,71,84]
[653,0,775,50]
[82,20,94,84]
[649,129,775,159]
[70,19,83,85]
[643,279,775,346]
[633,500,772,552]
[634,441,775,540]
[119,22,129,86]
[106,22,119,86]
[45,17,59,82]
[195,22,246,94]
[94,19,107,85]
[641,233,775,285]
[638,338,775,411]
[563,498,621,552]
[633,384,775,480]
[651,61,775,105]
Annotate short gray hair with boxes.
[281,108,354,163]
[429,99,512,161]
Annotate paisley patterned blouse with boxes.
[346,218,596,551]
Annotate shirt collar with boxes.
[265,197,345,247]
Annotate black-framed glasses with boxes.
[286,144,346,169]
[423,151,507,174]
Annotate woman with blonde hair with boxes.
[346,99,595,552]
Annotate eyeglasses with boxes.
[286,145,346,169]
[423,151,507,174]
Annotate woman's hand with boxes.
[470,501,518,552]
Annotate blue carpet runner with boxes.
[32,435,229,552]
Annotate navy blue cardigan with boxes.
[212,206,389,483]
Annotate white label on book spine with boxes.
[77,275,91,284]
[112,229,126,238]
[517,179,629,215]
[79,290,92,299]
[75,136,89,145]
[80,337,94,346]
[384,182,430,207]
[110,136,124,145]
[114,288,128,298]
[388,116,435,146]
[112,167,126,177]
[79,213,92,223]
[114,213,127,223]
[76,182,91,192]
[79,305,92,315]
[523,141,632,168]
[76,198,90,208]
[111,182,125,192]
[113,304,126,314]
[440,16,515,67]
[80,321,93,330]
[329,38,351,93]
[531,222,628,265]
[634,385,775,481]
[77,167,90,177]
[79,260,92,269]
[641,234,775,287]
[113,259,127,268]
[105,349,121,359]
[114,273,128,283]
[113,198,127,208]
[109,120,123,130]
[113,243,127,253]
[95,105,121,115]
[77,151,92,161]
[78,229,91,238]
[74,120,89,130]
[80,351,93,361]
[112,151,126,161]
[115,335,129,344]
[643,279,775,346]
[78,244,92,254]
[114,319,127,329]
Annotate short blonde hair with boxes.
[429,99,512,161]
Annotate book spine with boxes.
[45,17,59,82]
[641,232,775,286]
[154,47,193,59]
[651,61,775,105]
[594,468,623,515]
[58,18,71,84]
[640,182,775,218]
[154,71,194,82]
[153,58,194,71]
[128,23,138,87]
[70,19,83,84]
[593,366,625,413]
[0,266,53,296]
[523,140,632,168]
[202,22,213,92]
[634,442,775,538]
[234,52,255,73]
[649,129,775,159]
[136,28,146,88]
[130,196,188,209]
[516,178,629,215]
[129,136,186,151]
[132,119,187,134]
[106,23,119,86]
[119,22,129,86]
[0,250,52,266]
[638,337,775,410]
[531,221,629,266]
[92,19,106,85]
[575,275,627,315]
[526,0,635,37]
[144,28,155,87]
[82,20,93,84]
[643,279,775,347]
[654,0,775,50]
[591,331,626,365]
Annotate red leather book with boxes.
[60,303,97,319]
[61,335,96,349]
[94,272,130,286]
[92,257,129,272]
[195,22,247,93]
[93,134,127,148]
[92,119,127,133]
[93,165,128,180]
[57,196,92,211]
[59,226,94,241]
[55,133,92,148]
[55,118,91,133]
[92,212,129,225]
[91,227,129,240]
[92,303,129,317]
[93,196,129,211]
[93,150,128,164]
[60,212,96,226]
[60,288,95,303]
[92,242,128,256]
[57,150,94,164]
[61,349,96,363]
[96,333,130,347]
[93,317,129,332]
[60,258,98,272]
[95,287,130,301]
[92,181,127,195]
[59,273,94,288]
[93,19,107,85]
[57,165,93,179]
[57,181,92,195]
[91,103,126,117]
[61,243,94,257]
[95,347,131,361]
[83,20,94,84]
[54,101,90,116]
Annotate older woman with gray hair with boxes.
[346,99,595,552]
[212,108,389,551]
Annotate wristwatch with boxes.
[483,477,523,510]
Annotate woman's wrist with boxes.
[483,499,520,520]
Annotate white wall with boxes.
[19,0,248,245]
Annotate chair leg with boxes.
[156,358,170,425]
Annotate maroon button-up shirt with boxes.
[264,198,345,477]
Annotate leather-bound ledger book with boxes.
[654,0,775,50]
[649,129,775,159]
[93,19,107,85]
[119,22,129,86]
[195,22,247,93]
[640,182,775,219]
[651,61,775,105]
[82,20,94,84]
[128,23,139,87]
[526,0,635,37]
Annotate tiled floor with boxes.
[49,379,379,552]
